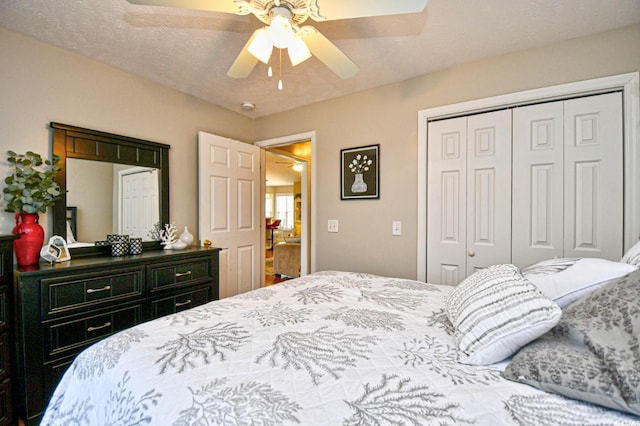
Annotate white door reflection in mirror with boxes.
[119,167,159,239]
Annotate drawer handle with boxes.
[175,271,192,278]
[87,285,111,294]
[87,322,112,332]
[175,300,192,307]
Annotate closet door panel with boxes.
[512,102,564,267]
[466,110,512,274]
[564,93,623,260]
[427,118,467,285]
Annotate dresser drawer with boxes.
[41,267,144,319]
[148,257,212,293]
[149,285,211,319]
[44,303,143,360]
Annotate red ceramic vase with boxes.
[13,212,45,267]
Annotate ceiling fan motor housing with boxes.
[269,7,294,48]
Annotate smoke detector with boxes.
[241,101,255,111]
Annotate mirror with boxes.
[51,122,170,257]
[66,159,160,243]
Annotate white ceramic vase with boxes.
[179,226,194,247]
[172,240,187,250]
[351,173,367,193]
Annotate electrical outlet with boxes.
[328,219,339,233]
[392,221,402,236]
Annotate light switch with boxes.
[328,219,339,233]
[392,221,402,236]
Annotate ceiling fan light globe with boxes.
[247,27,273,63]
[269,14,294,49]
[288,36,312,66]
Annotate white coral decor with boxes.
[160,223,178,249]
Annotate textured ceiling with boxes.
[1,0,639,118]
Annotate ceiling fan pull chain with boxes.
[278,49,283,90]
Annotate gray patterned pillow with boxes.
[445,264,562,365]
[503,269,640,416]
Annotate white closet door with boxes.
[427,117,467,285]
[466,110,512,274]
[512,102,564,267]
[427,110,511,285]
[564,92,623,260]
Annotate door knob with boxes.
[468,250,475,257]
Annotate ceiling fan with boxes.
[276,159,303,171]
[126,0,429,80]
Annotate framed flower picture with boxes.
[340,144,380,200]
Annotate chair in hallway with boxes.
[273,242,301,277]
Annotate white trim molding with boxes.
[417,72,640,282]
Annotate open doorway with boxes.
[262,141,311,285]
[264,151,303,285]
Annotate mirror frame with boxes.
[51,122,170,257]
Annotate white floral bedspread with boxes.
[41,271,639,425]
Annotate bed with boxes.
[41,261,640,425]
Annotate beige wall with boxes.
[254,24,640,279]
[1,24,639,280]
[0,27,252,239]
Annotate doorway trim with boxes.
[417,72,640,282]
[255,131,317,274]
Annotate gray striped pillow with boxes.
[621,240,640,267]
[445,264,562,365]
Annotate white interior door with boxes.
[119,167,159,239]
[564,92,623,260]
[512,102,565,267]
[198,132,261,299]
[427,110,511,285]
[466,110,512,274]
[427,117,467,285]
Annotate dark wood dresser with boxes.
[13,247,220,425]
[0,236,17,426]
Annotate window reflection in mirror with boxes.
[67,158,160,245]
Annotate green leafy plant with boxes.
[3,150,64,214]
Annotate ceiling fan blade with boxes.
[227,29,260,78]
[126,0,241,14]
[300,27,359,79]
[310,0,428,21]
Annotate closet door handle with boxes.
[175,271,192,278]
[468,250,475,257]
[87,322,112,332]
[175,300,192,307]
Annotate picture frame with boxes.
[40,235,71,263]
[340,144,380,200]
